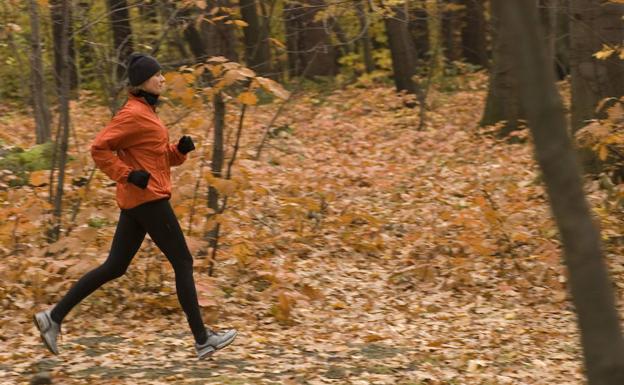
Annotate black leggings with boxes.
[50,198,207,344]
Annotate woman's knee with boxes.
[171,254,193,272]
[100,261,129,279]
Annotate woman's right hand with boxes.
[127,170,151,189]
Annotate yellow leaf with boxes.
[268,38,286,49]
[595,97,616,113]
[301,284,324,301]
[272,291,293,322]
[237,91,257,105]
[232,19,249,27]
[206,56,229,63]
[196,0,207,9]
[363,334,387,342]
[593,44,615,60]
[7,23,22,33]
[511,231,530,243]
[219,69,246,87]
[232,243,251,265]
[29,170,48,186]
[205,64,223,78]
[239,67,256,78]
[599,144,609,161]
[256,77,290,99]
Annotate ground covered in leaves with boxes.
[1,76,623,384]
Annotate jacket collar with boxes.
[128,92,159,111]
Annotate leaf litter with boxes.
[1,76,622,384]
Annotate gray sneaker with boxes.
[195,329,237,359]
[33,309,61,355]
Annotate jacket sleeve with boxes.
[167,142,187,167]
[90,109,143,183]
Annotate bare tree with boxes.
[106,0,134,82]
[384,2,419,94]
[460,0,488,68]
[240,0,272,76]
[51,0,72,241]
[538,0,557,77]
[182,1,239,62]
[425,0,444,80]
[355,0,375,73]
[480,0,525,135]
[206,92,226,275]
[442,0,462,62]
[570,0,624,131]
[504,1,624,384]
[555,0,571,79]
[50,0,78,96]
[28,0,51,144]
[283,0,337,77]
[409,6,430,60]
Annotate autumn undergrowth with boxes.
[1,75,623,384]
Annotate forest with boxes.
[0,0,624,384]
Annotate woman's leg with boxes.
[128,199,207,344]
[50,210,146,324]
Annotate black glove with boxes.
[177,135,195,155]
[127,170,150,189]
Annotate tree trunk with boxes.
[480,0,525,135]
[460,0,488,67]
[158,1,191,58]
[355,0,375,73]
[409,7,430,61]
[385,4,420,94]
[283,0,337,78]
[106,0,134,82]
[329,16,351,58]
[206,92,225,253]
[442,0,462,62]
[538,0,557,78]
[240,0,272,76]
[182,1,239,62]
[28,0,51,144]
[52,0,72,241]
[50,0,78,97]
[76,1,96,86]
[570,0,624,131]
[426,0,444,80]
[138,0,158,22]
[504,1,624,384]
[555,0,571,80]
[183,18,206,60]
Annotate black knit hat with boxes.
[127,53,161,86]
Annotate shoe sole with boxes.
[33,313,59,355]
[197,346,216,360]
[197,331,237,360]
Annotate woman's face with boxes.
[141,71,165,95]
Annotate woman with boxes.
[33,53,237,360]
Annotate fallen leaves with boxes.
[0,76,618,385]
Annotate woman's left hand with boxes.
[177,135,195,154]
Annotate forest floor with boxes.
[1,75,623,385]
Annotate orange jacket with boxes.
[90,94,187,209]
